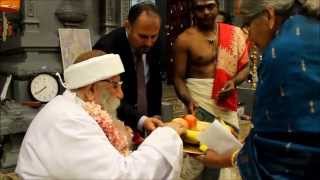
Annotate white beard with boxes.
[100,90,120,120]
[100,89,133,148]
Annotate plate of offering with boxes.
[171,115,210,154]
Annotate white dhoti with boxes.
[186,78,239,130]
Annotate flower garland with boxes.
[83,101,131,155]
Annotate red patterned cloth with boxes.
[132,131,145,145]
[212,23,250,111]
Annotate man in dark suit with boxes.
[94,2,163,133]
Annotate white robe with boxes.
[16,91,183,179]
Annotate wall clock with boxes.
[30,73,59,102]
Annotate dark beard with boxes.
[194,16,216,31]
[197,21,215,31]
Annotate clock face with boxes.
[30,74,59,102]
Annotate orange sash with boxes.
[212,23,249,111]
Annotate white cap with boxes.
[63,54,124,89]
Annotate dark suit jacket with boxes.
[93,27,162,130]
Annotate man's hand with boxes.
[218,80,236,100]
[187,98,199,114]
[195,149,233,168]
[165,121,186,135]
[143,117,164,132]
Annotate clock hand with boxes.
[35,86,47,95]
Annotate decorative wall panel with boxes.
[165,0,191,84]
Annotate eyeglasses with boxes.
[103,79,123,89]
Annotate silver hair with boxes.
[240,0,320,19]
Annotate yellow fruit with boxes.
[196,121,210,131]
[184,130,200,144]
[199,144,208,152]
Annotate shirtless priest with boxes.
[173,0,249,179]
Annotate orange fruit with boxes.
[172,118,189,129]
[184,114,197,129]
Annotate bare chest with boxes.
[188,38,217,66]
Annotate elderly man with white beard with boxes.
[15,50,185,179]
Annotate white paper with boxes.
[198,120,242,154]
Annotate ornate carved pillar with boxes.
[55,0,87,27]
[120,0,131,25]
[104,0,118,34]
[23,0,40,32]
